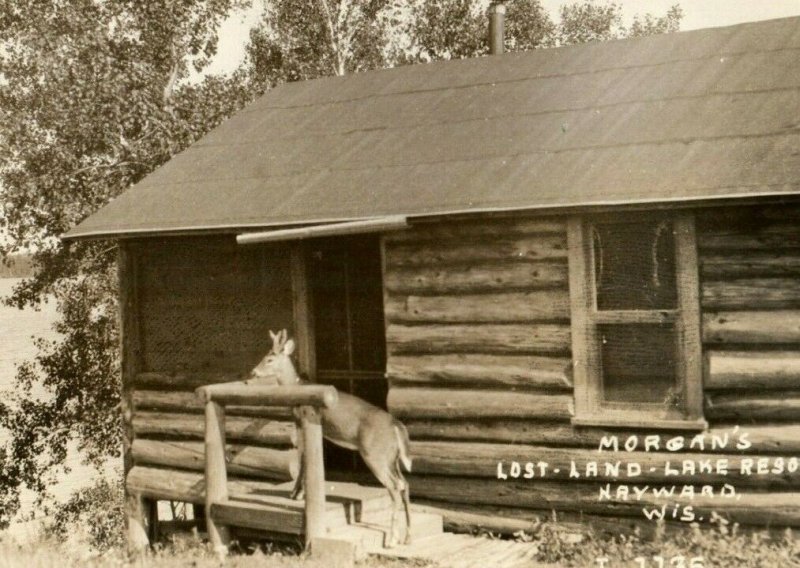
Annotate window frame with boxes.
[567,212,706,431]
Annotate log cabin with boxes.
[63,15,800,544]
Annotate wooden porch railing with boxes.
[195,382,339,554]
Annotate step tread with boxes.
[326,512,443,550]
[211,500,304,534]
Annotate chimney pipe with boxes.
[489,2,506,55]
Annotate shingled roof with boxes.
[65,16,800,240]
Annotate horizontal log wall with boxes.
[384,218,576,515]
[126,237,300,496]
[384,210,800,530]
[384,217,571,393]
[699,205,800,424]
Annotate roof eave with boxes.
[60,190,800,242]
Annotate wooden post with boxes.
[118,243,152,554]
[204,400,230,556]
[675,214,704,421]
[291,243,316,380]
[299,405,326,550]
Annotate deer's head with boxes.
[249,329,302,385]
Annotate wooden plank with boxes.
[388,388,572,420]
[132,390,293,419]
[386,235,568,268]
[675,214,704,422]
[409,441,800,487]
[131,438,299,481]
[135,371,249,391]
[412,500,688,538]
[126,466,284,504]
[237,216,408,245]
[591,309,676,325]
[702,279,800,310]
[700,253,800,279]
[386,323,571,355]
[205,401,231,552]
[566,217,598,419]
[703,311,800,344]
[384,262,568,295]
[386,354,573,389]
[706,391,800,421]
[698,224,800,250]
[211,500,304,534]
[196,383,338,409]
[404,420,800,454]
[385,218,566,243]
[706,351,800,390]
[291,243,316,379]
[384,291,569,324]
[118,244,150,552]
[132,411,297,446]
[300,406,326,548]
[126,466,387,506]
[409,476,800,527]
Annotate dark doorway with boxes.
[307,235,387,473]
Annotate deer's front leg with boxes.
[290,458,305,500]
[290,410,305,500]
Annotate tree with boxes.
[557,1,683,45]
[404,0,556,61]
[245,0,396,93]
[404,0,682,62]
[0,0,253,529]
[0,0,683,537]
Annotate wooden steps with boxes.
[207,477,545,565]
[208,480,443,551]
[328,511,444,551]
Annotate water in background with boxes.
[0,278,116,539]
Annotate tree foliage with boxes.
[246,0,395,92]
[404,0,682,63]
[45,476,126,552]
[0,0,682,534]
[0,0,253,529]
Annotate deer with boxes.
[248,329,413,547]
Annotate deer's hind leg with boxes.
[362,453,405,548]
[393,458,412,544]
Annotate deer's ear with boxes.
[284,339,295,356]
[269,330,277,342]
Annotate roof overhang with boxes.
[236,216,409,245]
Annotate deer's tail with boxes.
[393,422,413,473]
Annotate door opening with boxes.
[307,235,387,473]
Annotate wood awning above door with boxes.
[236,216,408,245]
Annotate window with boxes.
[568,213,705,430]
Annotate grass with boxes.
[0,545,437,568]
[0,532,438,568]
[3,510,800,567]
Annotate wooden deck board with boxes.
[373,532,547,568]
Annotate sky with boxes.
[203,0,800,76]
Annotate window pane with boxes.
[593,221,677,310]
[599,324,678,405]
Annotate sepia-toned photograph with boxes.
[2,1,800,566]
